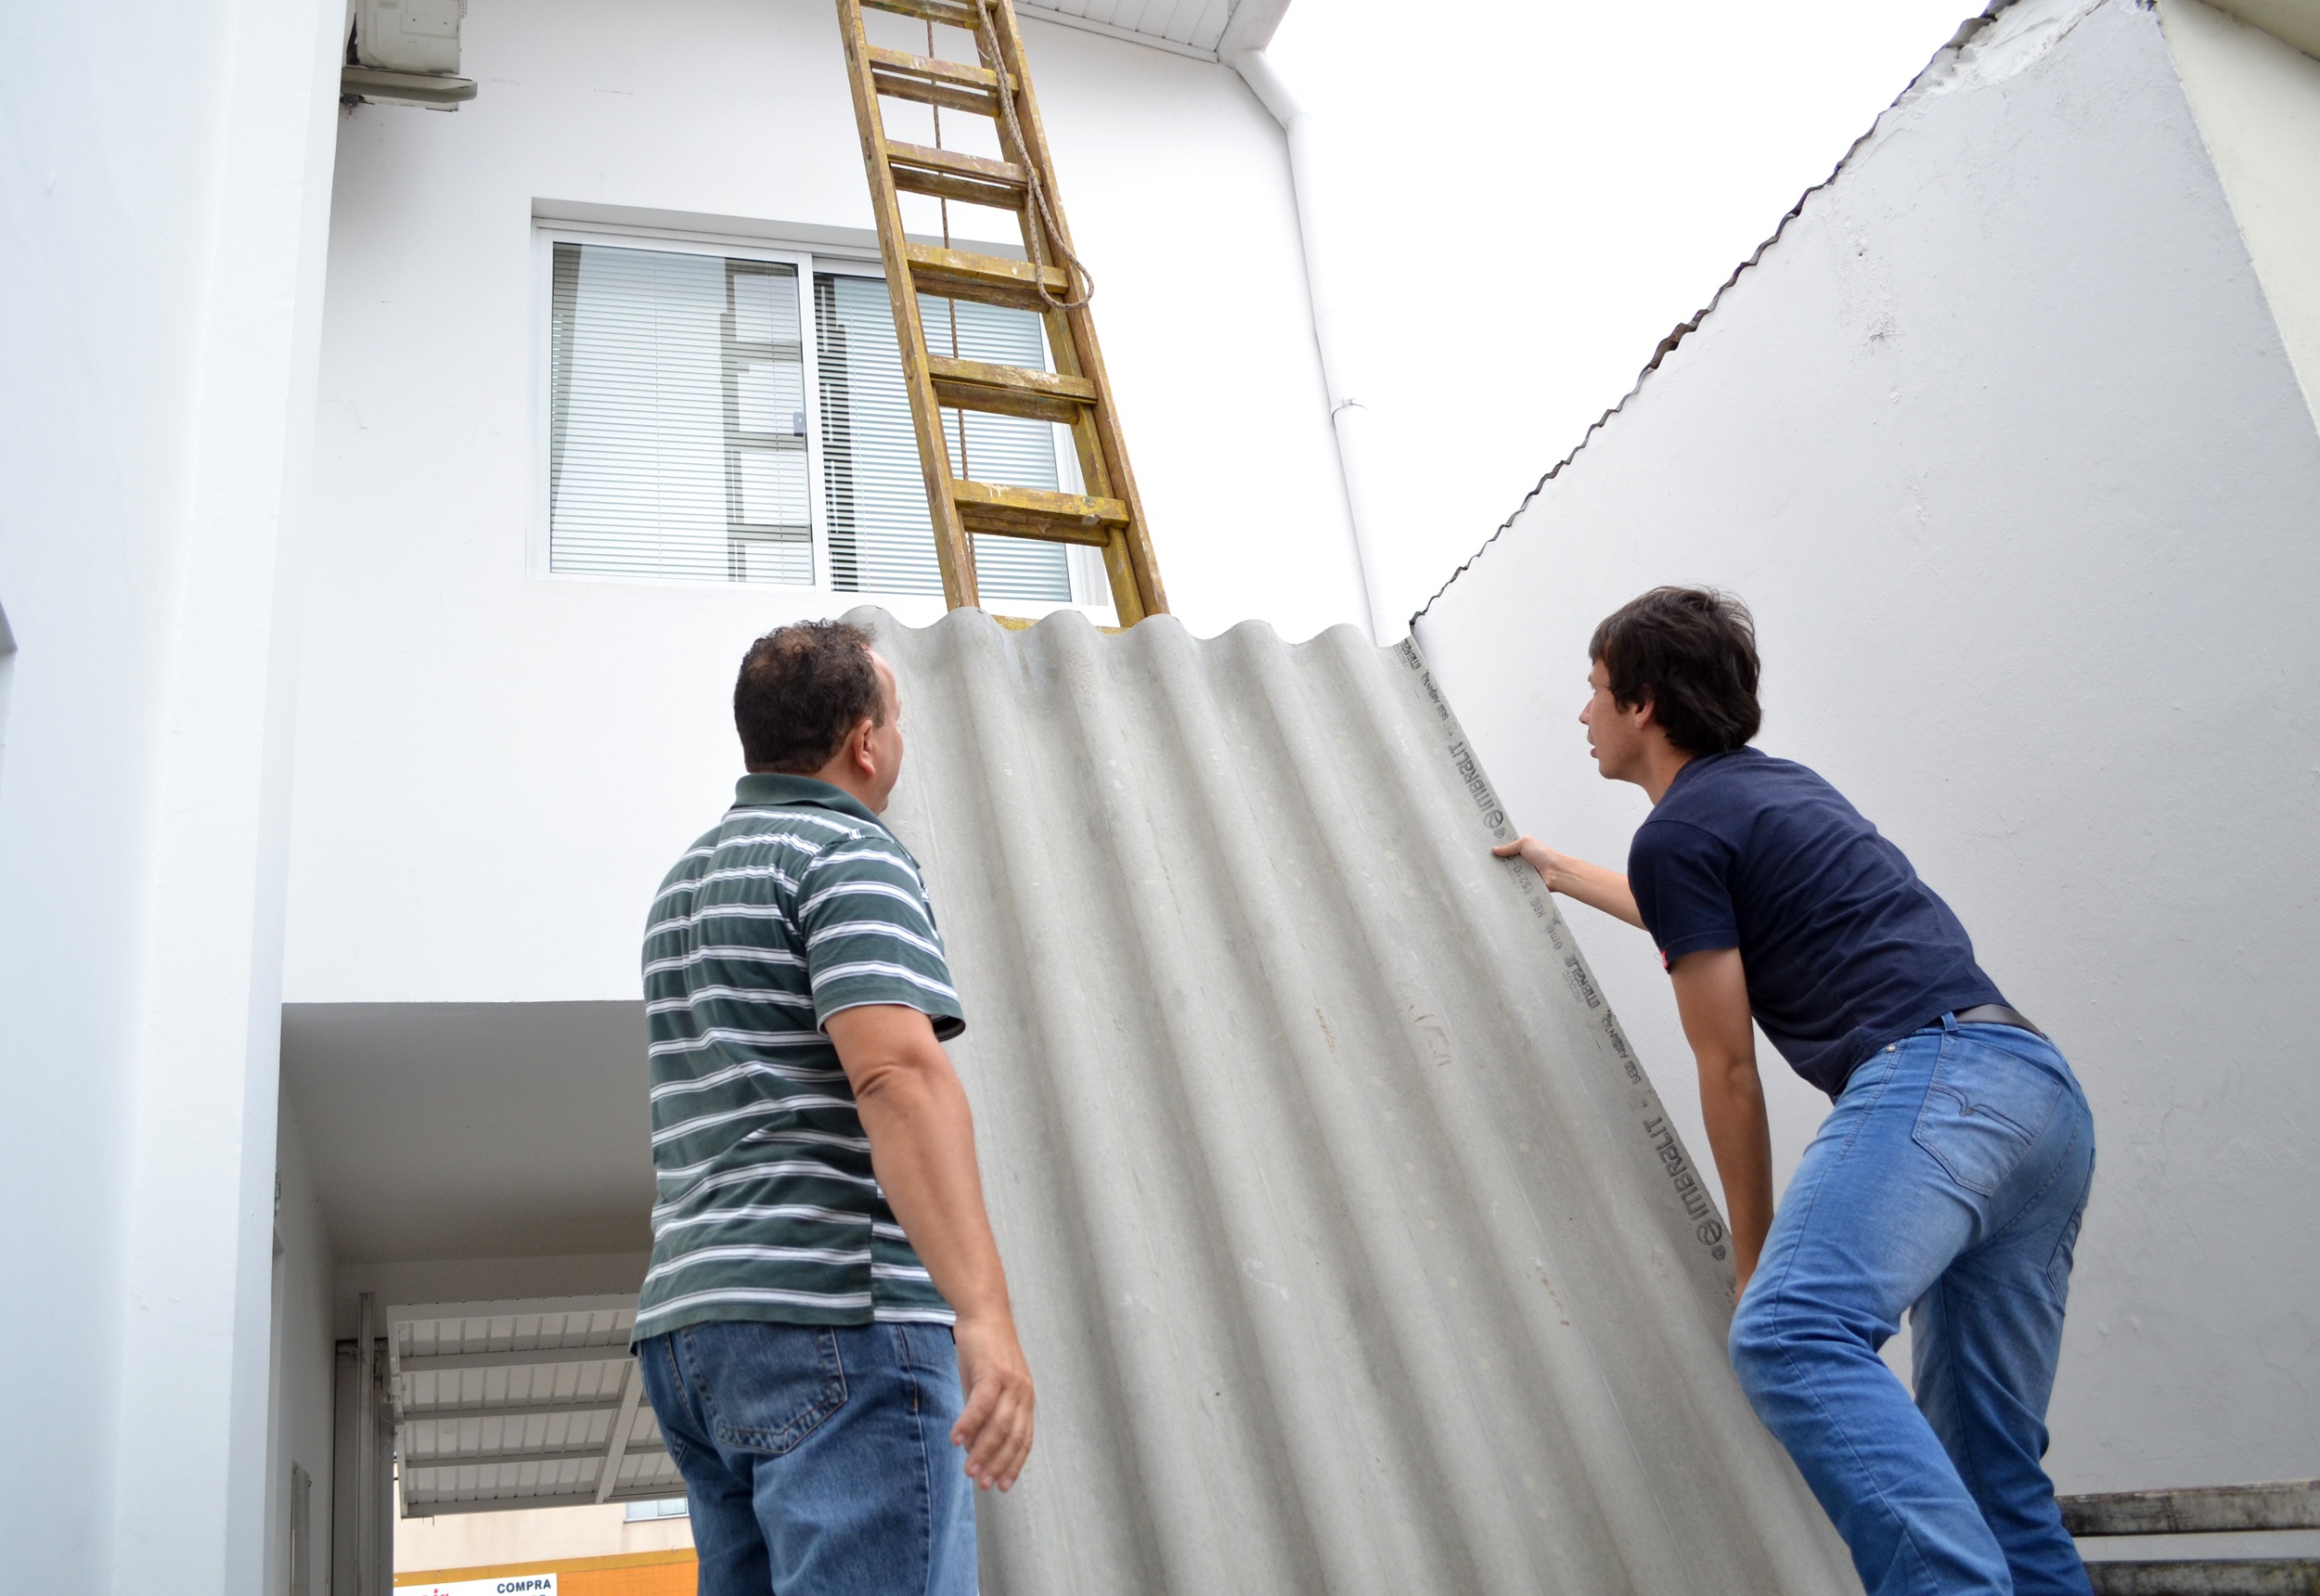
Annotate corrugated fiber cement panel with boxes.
[861,607,1859,1596]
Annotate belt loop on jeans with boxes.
[1939,1010,1960,1034]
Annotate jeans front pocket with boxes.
[1911,1036,2065,1195]
[694,1323,850,1457]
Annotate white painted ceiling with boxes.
[2210,0,2320,58]
[282,1000,653,1261]
[1018,0,1290,58]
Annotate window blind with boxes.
[549,241,811,584]
[546,238,1071,603]
[814,273,1070,602]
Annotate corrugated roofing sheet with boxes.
[860,607,1859,1595]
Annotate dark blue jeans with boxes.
[1731,1016,2097,1596]
[637,1321,976,1596]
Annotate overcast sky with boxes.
[1264,0,1985,625]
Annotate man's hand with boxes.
[951,1308,1036,1491]
[826,1004,1036,1489]
[1491,836,1645,929]
[1667,948,1775,1298]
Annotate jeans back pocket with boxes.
[1911,1039,2065,1195]
[696,1323,850,1457]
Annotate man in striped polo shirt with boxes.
[634,619,1033,1596]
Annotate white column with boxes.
[1225,43,1399,643]
[106,2,347,1593]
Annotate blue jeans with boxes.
[637,1321,976,1596]
[1730,1016,2096,1596]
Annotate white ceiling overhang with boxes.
[2207,0,2320,58]
[1016,0,1292,60]
[281,1000,652,1262]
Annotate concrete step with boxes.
[2085,1559,2320,1596]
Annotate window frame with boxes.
[624,1495,690,1521]
[531,220,1111,619]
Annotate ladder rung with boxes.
[905,243,1069,312]
[884,140,1027,210]
[863,44,1007,94]
[862,0,983,29]
[927,355,1094,424]
[871,66,1002,118]
[951,480,1128,545]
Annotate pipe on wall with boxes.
[1225,46,1399,643]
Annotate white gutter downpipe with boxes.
[1226,45,1398,643]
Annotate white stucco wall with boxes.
[2162,0,2320,426]
[1412,0,2320,1492]
[284,0,1360,1006]
[0,0,344,1590]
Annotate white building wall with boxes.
[265,1102,340,1596]
[0,0,344,1590]
[285,0,1360,1007]
[396,1500,694,1575]
[1412,0,2320,1492]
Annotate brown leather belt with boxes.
[1955,1002,2044,1037]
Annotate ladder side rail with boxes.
[978,0,1166,621]
[838,0,981,611]
[1062,315,1164,620]
[1039,306,1148,624]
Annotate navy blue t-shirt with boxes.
[1627,748,2004,1095]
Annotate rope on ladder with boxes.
[972,0,1095,312]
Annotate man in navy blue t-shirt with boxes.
[1496,587,2096,1596]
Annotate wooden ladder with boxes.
[835,0,1166,623]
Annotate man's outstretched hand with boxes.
[1491,836,1645,929]
[952,1310,1035,1491]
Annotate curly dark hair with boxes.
[734,620,887,773]
[1588,586,1761,755]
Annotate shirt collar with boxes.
[1663,744,1759,800]
[734,772,890,833]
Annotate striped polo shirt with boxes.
[634,772,964,1341]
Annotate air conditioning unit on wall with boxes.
[342,0,476,110]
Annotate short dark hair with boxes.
[1588,586,1761,754]
[734,620,886,773]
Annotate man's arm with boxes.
[825,1003,1034,1491]
[1666,947,1775,1297]
[1492,836,1644,929]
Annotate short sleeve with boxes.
[1628,817,1741,969]
[795,834,967,1039]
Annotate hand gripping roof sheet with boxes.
[858,605,1860,1596]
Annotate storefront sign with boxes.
[401,1576,556,1596]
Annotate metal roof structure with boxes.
[855,606,1861,1595]
[391,1296,680,1515]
